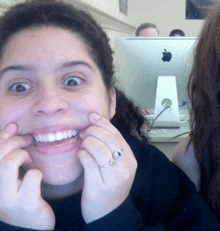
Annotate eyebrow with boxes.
[0,61,94,79]
[60,61,94,71]
[0,65,33,77]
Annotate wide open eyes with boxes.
[9,82,31,92]
[8,75,83,94]
[64,76,83,86]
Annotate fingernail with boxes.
[5,123,17,134]
[90,113,100,122]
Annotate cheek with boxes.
[0,97,30,129]
[71,92,110,118]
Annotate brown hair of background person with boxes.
[187,2,220,219]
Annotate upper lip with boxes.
[25,125,82,136]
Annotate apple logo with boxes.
[162,49,172,62]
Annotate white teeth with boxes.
[72,130,77,136]
[38,134,43,142]
[63,131,68,139]
[55,132,63,141]
[43,135,49,142]
[67,130,72,138]
[33,129,79,143]
[34,136,40,143]
[48,133,56,142]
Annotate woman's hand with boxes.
[139,109,151,116]
[77,113,137,223]
[0,123,55,230]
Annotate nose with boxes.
[32,85,69,116]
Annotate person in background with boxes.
[169,29,185,37]
[172,2,220,223]
[135,23,159,37]
[0,1,219,230]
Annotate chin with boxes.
[22,157,84,186]
[42,174,80,185]
[42,164,84,186]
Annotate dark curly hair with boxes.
[0,0,149,142]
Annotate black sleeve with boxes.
[0,221,38,231]
[0,196,166,231]
[85,195,166,231]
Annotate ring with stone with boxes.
[113,149,123,159]
[99,149,123,168]
[100,157,116,168]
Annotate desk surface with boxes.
[148,124,190,142]
[146,110,190,143]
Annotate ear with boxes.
[109,87,116,119]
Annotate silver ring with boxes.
[113,149,123,159]
[99,149,123,168]
[100,157,116,168]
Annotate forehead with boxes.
[0,26,95,68]
[139,27,158,37]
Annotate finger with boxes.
[0,149,32,195]
[0,123,18,142]
[82,113,135,166]
[146,109,151,115]
[139,109,147,116]
[80,136,113,167]
[0,135,33,161]
[77,149,103,184]
[88,113,121,137]
[0,122,32,161]
[19,169,43,203]
[79,135,125,184]
[79,114,123,153]
[79,126,121,157]
[80,116,133,168]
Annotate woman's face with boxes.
[0,26,116,185]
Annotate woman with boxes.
[172,2,220,223]
[0,0,218,230]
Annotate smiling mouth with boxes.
[31,129,80,147]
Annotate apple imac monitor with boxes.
[114,37,196,128]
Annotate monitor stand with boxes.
[153,76,181,129]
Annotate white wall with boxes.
[68,0,135,49]
[127,0,205,37]
[71,0,127,22]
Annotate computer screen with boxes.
[114,37,197,112]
